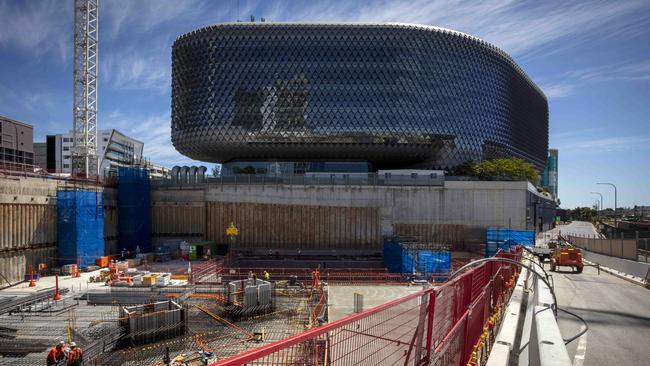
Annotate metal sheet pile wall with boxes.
[393,224,465,251]
[206,201,381,250]
[209,248,522,366]
[0,177,58,285]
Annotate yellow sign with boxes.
[226,222,239,237]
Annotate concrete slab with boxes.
[328,284,423,321]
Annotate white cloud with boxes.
[257,0,648,57]
[0,0,71,63]
[102,45,170,92]
[102,110,200,166]
[102,0,205,38]
[559,136,650,152]
[565,60,650,82]
[539,82,576,99]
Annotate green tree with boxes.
[450,160,476,176]
[473,158,539,183]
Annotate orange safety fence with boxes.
[209,247,522,366]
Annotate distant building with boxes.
[39,129,168,178]
[0,115,34,170]
[634,205,650,219]
[171,23,549,174]
[541,149,558,198]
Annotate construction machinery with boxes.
[549,244,584,273]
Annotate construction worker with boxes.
[67,342,83,366]
[263,270,270,281]
[46,341,65,366]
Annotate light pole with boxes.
[597,182,617,227]
[590,192,603,217]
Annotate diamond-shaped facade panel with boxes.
[171,23,548,171]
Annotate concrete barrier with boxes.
[487,268,527,365]
[488,260,571,366]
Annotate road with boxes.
[541,222,650,366]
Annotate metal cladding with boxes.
[171,23,548,170]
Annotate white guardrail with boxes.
[487,259,571,366]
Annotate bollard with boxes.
[53,274,62,301]
[28,265,36,288]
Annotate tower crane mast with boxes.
[72,0,99,178]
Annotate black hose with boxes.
[519,246,551,278]
[557,307,589,345]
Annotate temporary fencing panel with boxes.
[57,190,104,267]
[118,167,151,254]
[211,248,522,366]
[485,227,534,257]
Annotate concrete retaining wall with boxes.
[199,180,530,250]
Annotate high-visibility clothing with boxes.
[46,346,65,365]
[67,348,83,366]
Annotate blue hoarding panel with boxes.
[384,241,451,276]
[118,167,151,254]
[57,190,104,267]
[485,227,534,257]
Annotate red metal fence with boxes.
[210,248,521,366]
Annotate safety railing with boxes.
[210,248,521,366]
[220,267,405,284]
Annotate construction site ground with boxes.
[0,268,316,366]
[328,284,423,321]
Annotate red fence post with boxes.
[425,289,437,360]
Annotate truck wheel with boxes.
[576,266,583,273]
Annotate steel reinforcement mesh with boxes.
[210,248,521,366]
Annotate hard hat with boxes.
[59,341,65,346]
[70,342,77,347]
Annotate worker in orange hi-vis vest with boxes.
[46,341,65,366]
[66,342,83,366]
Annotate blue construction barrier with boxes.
[118,167,151,254]
[57,190,104,267]
[384,242,451,277]
[485,227,534,257]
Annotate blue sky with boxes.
[0,0,649,209]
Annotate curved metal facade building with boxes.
[171,23,548,171]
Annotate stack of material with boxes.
[120,300,186,345]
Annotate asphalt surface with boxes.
[542,222,650,366]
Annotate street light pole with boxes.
[597,182,617,227]
[590,192,603,217]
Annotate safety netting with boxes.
[57,190,104,267]
[384,242,451,276]
[485,227,535,257]
[118,167,151,254]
